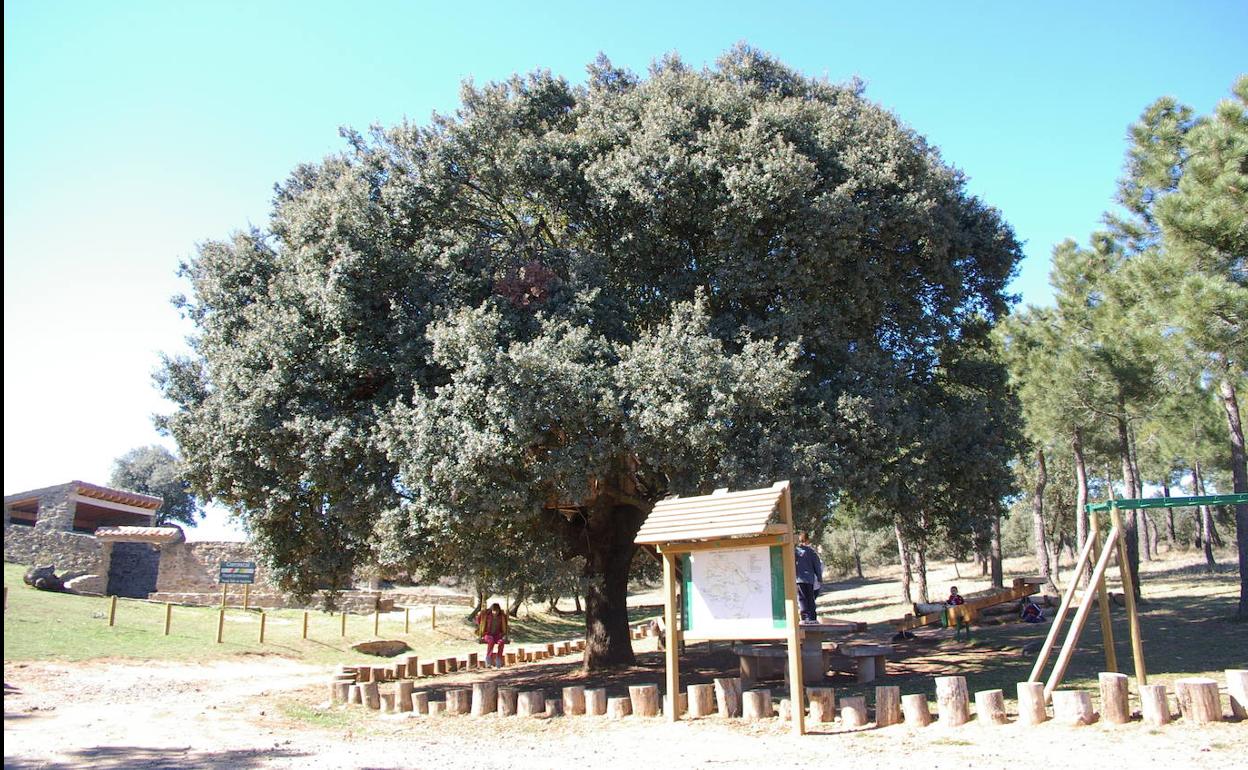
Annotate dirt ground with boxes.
[5,652,1243,770]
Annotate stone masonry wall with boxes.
[34,484,77,531]
[155,541,273,594]
[3,524,106,577]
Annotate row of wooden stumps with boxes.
[331,670,1248,725]
[335,639,589,687]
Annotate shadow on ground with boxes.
[3,746,308,770]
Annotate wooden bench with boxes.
[890,577,1043,633]
[734,641,891,688]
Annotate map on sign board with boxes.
[219,561,256,584]
[682,545,784,636]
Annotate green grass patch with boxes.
[3,563,659,666]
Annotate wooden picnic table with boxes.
[734,618,886,689]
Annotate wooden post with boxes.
[1175,678,1222,724]
[446,688,471,715]
[357,666,372,683]
[410,690,428,714]
[108,595,118,627]
[1089,513,1117,673]
[348,684,363,705]
[216,608,225,643]
[498,687,519,716]
[1109,504,1147,686]
[935,676,970,727]
[585,688,607,715]
[629,684,660,717]
[471,682,497,715]
[431,603,437,629]
[405,654,419,678]
[1027,531,1097,683]
[1044,523,1120,700]
[428,701,445,716]
[1139,683,1171,726]
[362,682,380,710]
[519,691,546,717]
[374,609,380,636]
[777,487,806,736]
[1098,672,1130,724]
[302,611,309,640]
[875,685,901,726]
[1052,690,1094,725]
[974,689,1008,725]
[901,694,932,727]
[743,689,773,720]
[687,684,715,718]
[220,585,227,608]
[562,686,586,716]
[807,687,835,723]
[607,696,632,719]
[1227,669,1248,719]
[420,662,435,677]
[545,699,563,718]
[662,551,681,723]
[381,692,396,712]
[333,681,351,703]
[397,681,414,712]
[243,584,250,611]
[1016,682,1047,725]
[714,677,743,718]
[163,602,172,636]
[258,611,266,643]
[840,695,867,727]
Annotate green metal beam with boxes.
[1086,493,1248,513]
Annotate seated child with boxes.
[946,586,965,606]
[1020,600,1044,623]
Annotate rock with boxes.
[63,574,106,595]
[351,640,412,657]
[23,565,65,592]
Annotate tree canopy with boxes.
[159,46,1024,666]
[109,445,204,528]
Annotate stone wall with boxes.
[3,524,106,578]
[34,484,76,531]
[154,541,273,594]
[106,542,161,598]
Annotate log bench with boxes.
[734,642,891,689]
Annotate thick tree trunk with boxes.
[850,527,864,579]
[1216,377,1248,619]
[914,543,929,604]
[508,585,527,618]
[894,521,913,604]
[1193,459,1217,571]
[569,500,646,670]
[990,513,1003,589]
[1115,414,1142,599]
[1032,448,1057,594]
[573,593,582,614]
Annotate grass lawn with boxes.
[3,563,658,666]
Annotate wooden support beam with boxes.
[1110,504,1147,686]
[1044,524,1119,700]
[1028,529,1098,682]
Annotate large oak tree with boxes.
[159,47,1022,667]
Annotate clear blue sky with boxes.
[4,1,1245,539]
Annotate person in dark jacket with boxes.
[794,531,823,623]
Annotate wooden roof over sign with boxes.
[634,481,790,545]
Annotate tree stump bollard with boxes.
[807,687,835,723]
[381,692,396,712]
[497,687,519,716]
[1139,684,1170,726]
[467,653,478,669]
[563,686,586,716]
[974,689,1008,725]
[420,663,435,677]
[545,699,563,718]
[743,689,773,721]
[1227,670,1248,720]
[413,690,430,714]
[363,682,381,710]
[397,681,414,712]
[472,682,498,716]
[1016,682,1047,725]
[875,686,901,726]
[333,681,351,703]
[585,688,608,716]
[518,691,546,717]
[607,696,632,719]
[356,665,372,683]
[1098,672,1130,725]
[1175,678,1222,724]
[371,666,387,683]
[405,654,419,677]
[428,701,445,716]
[629,685,660,717]
[505,652,517,666]
[688,684,715,718]
[935,676,970,727]
[446,688,471,715]
[901,694,932,727]
[1052,690,1095,725]
[394,663,406,679]
[435,659,448,675]
[841,695,868,728]
[714,677,743,718]
[348,684,363,705]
